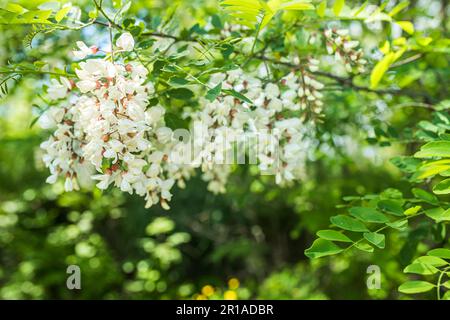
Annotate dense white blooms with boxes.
[116,32,135,52]
[40,33,318,209]
[185,67,316,192]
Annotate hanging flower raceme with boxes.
[187,67,316,190]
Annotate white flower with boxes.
[156,127,173,144]
[116,32,135,51]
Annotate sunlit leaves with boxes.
[146,217,175,236]
[222,89,252,104]
[433,179,450,195]
[349,207,389,223]
[363,232,385,249]
[411,188,438,205]
[388,1,410,17]
[404,205,421,216]
[414,256,448,267]
[167,88,195,100]
[205,83,222,102]
[404,263,439,275]
[0,2,73,25]
[4,3,27,14]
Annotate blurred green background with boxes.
[0,0,448,299]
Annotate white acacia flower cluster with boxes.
[40,33,192,209]
[324,28,367,73]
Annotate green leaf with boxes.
[352,1,367,17]
[354,242,374,253]
[377,199,404,216]
[404,205,422,216]
[55,5,71,23]
[317,230,353,243]
[330,215,369,232]
[428,248,450,259]
[443,281,450,289]
[304,239,344,259]
[443,291,450,300]
[316,1,326,17]
[279,1,315,11]
[403,263,439,275]
[397,21,414,35]
[415,141,450,158]
[112,0,122,8]
[168,77,189,87]
[388,1,410,17]
[433,179,450,195]
[5,3,27,14]
[398,281,435,294]
[416,163,450,180]
[145,217,174,235]
[221,0,314,30]
[205,83,222,102]
[223,89,252,104]
[386,219,408,230]
[349,207,389,223]
[165,112,188,130]
[333,0,345,16]
[413,256,448,267]
[363,232,385,249]
[424,208,450,223]
[412,188,439,205]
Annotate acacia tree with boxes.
[0,0,449,299]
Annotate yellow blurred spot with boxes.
[196,294,207,300]
[228,278,240,290]
[224,290,237,300]
[201,285,215,297]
